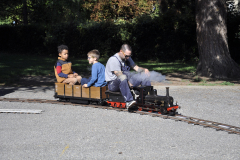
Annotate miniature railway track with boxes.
[1,97,240,135]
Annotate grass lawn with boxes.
[137,61,197,74]
[0,52,197,85]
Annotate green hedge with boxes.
[45,22,124,58]
[0,25,45,53]
[1,14,239,62]
[43,16,199,61]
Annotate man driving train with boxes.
[105,44,151,110]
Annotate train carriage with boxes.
[54,83,179,115]
[54,83,107,105]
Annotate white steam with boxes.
[127,71,166,83]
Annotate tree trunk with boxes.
[23,0,28,25]
[195,0,240,78]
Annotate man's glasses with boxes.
[88,56,94,59]
[121,51,131,58]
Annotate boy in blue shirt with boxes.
[82,49,107,87]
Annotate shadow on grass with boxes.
[137,62,197,75]
[0,52,94,86]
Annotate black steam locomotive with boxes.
[105,86,179,115]
[54,83,179,115]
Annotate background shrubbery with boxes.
[0,25,45,53]
[0,16,198,61]
[1,12,239,63]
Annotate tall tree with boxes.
[195,0,240,78]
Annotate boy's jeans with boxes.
[81,77,92,85]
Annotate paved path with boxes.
[0,86,240,159]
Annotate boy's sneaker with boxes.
[126,100,136,110]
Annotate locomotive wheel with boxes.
[160,108,168,115]
[59,98,66,102]
[110,102,114,107]
[121,103,126,109]
[169,111,175,116]
[98,101,105,106]
[120,103,123,108]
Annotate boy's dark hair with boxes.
[120,44,132,52]
[58,45,68,53]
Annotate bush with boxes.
[1,4,239,64]
[0,12,199,62]
[0,25,46,54]
[45,22,123,58]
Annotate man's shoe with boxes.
[126,100,136,110]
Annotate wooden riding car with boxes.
[54,83,107,105]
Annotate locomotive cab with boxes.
[132,86,179,115]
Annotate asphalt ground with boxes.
[0,85,240,159]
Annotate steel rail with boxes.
[0,97,240,135]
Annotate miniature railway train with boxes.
[54,83,179,115]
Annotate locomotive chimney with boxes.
[154,89,157,95]
[166,87,169,97]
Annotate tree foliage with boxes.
[0,0,24,25]
[0,0,239,68]
[83,0,156,21]
[0,0,88,25]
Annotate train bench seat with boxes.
[105,90,121,95]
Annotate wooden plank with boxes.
[101,86,107,99]
[73,85,81,97]
[90,86,101,99]
[65,84,73,96]
[82,87,89,98]
[0,109,43,114]
[55,83,65,96]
